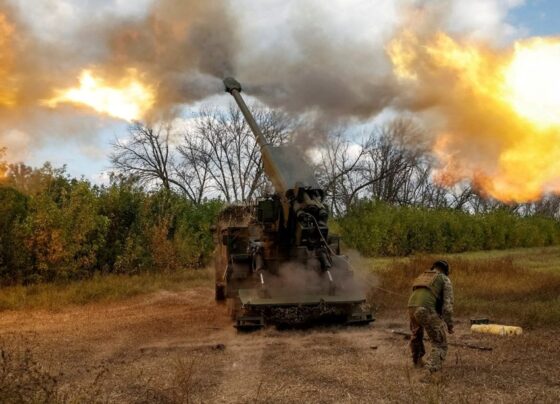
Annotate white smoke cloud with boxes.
[444,0,527,42]
[9,0,153,41]
[231,0,527,119]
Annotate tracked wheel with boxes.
[215,283,226,301]
[227,297,242,320]
[346,304,375,325]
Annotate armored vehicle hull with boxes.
[217,78,374,330]
[214,205,373,330]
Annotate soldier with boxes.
[408,260,454,374]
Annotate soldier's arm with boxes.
[442,275,454,331]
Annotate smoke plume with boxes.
[0,0,237,159]
[103,0,237,108]
[4,0,556,201]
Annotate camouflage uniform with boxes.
[408,268,454,372]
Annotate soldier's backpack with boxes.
[412,270,443,314]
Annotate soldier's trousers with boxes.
[408,306,448,372]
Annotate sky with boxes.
[509,0,560,36]
[2,0,560,183]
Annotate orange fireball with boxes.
[44,69,155,121]
[389,32,560,202]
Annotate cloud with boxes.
[0,0,528,178]
[444,0,526,43]
[8,0,153,42]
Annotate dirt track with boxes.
[1,287,559,403]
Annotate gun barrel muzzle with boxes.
[224,77,242,94]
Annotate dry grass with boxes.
[1,284,559,403]
[437,245,560,277]
[2,245,559,329]
[368,253,560,328]
[0,270,212,312]
[0,343,61,403]
[0,339,112,404]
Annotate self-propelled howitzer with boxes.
[214,77,373,330]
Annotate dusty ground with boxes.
[1,287,558,403]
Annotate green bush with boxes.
[340,201,560,256]
[0,187,30,283]
[0,172,222,285]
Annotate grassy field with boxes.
[363,246,560,328]
[366,245,560,272]
[1,246,559,329]
[1,247,559,402]
[0,269,212,311]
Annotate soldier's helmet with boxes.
[432,260,450,276]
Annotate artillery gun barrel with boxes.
[223,78,268,150]
[223,77,286,195]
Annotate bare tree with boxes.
[446,184,475,210]
[315,119,435,214]
[364,119,427,205]
[111,122,177,191]
[112,112,536,215]
[174,134,212,204]
[534,197,560,218]
[111,104,293,203]
[315,130,371,215]
[177,104,293,203]
[314,118,480,214]
[110,121,207,203]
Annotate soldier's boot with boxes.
[430,371,443,383]
[413,357,425,369]
[418,369,443,384]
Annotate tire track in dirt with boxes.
[211,330,268,403]
[250,328,384,403]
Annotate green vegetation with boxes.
[366,247,560,328]
[2,163,560,330]
[0,166,221,286]
[340,201,560,256]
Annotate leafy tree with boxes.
[0,187,30,284]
